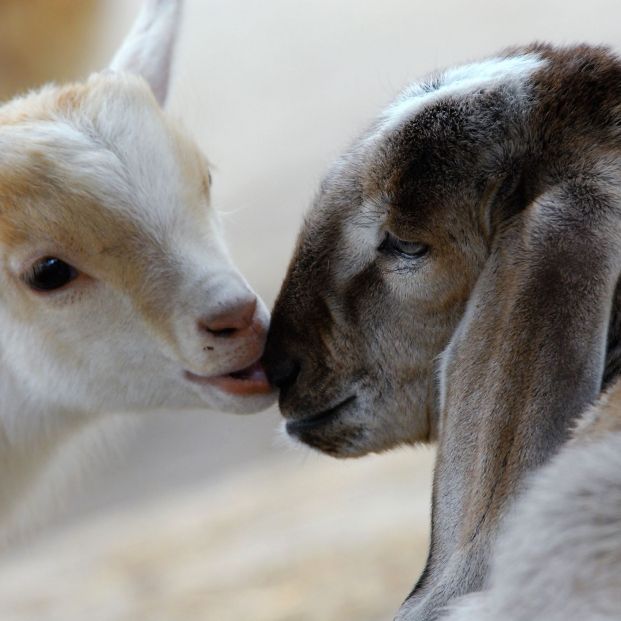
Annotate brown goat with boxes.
[264,44,621,620]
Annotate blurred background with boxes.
[0,1,619,619]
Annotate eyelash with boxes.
[378,231,429,259]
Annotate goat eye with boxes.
[25,257,79,292]
[379,231,429,259]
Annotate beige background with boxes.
[0,1,619,619]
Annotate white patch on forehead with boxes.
[378,53,546,135]
[334,198,386,285]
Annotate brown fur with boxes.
[0,74,217,356]
[264,43,621,620]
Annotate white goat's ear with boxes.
[109,0,183,106]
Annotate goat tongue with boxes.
[213,361,272,395]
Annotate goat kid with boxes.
[0,0,274,541]
[263,44,621,620]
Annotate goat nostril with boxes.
[268,358,301,391]
[199,298,258,338]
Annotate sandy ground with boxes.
[1,0,621,619]
[0,450,435,621]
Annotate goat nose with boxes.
[266,357,301,391]
[199,298,257,337]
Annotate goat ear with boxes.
[418,181,621,611]
[109,0,183,106]
[440,178,621,533]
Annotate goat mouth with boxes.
[286,395,357,435]
[184,361,273,396]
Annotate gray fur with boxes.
[443,420,621,620]
[264,44,621,620]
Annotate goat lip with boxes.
[184,361,273,396]
[286,395,356,434]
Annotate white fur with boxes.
[378,54,546,135]
[110,0,181,105]
[0,0,274,544]
[337,198,387,284]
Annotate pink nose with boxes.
[199,298,257,337]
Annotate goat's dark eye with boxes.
[25,258,78,292]
[379,231,429,259]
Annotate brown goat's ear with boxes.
[109,0,183,106]
[418,180,621,612]
[438,177,621,555]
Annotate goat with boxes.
[263,44,621,620]
[0,0,274,543]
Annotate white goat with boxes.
[0,0,274,542]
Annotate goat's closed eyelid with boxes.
[378,231,429,259]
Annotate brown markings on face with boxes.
[0,174,191,356]
[267,214,343,386]
[0,159,138,275]
[0,77,214,355]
